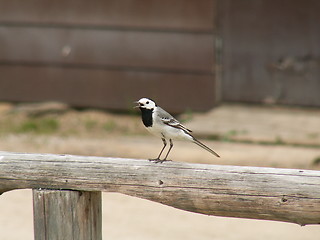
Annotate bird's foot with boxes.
[149,158,172,164]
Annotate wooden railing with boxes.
[1,151,320,239]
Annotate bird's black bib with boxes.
[139,108,153,127]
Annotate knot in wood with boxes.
[281,196,288,203]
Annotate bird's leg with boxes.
[160,139,173,162]
[149,138,167,163]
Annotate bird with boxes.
[136,97,220,163]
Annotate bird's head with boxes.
[136,98,157,110]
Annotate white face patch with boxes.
[138,98,156,110]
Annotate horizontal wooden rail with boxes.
[0,151,320,226]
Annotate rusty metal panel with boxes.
[0,0,215,32]
[220,0,320,107]
[0,65,216,112]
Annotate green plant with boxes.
[221,130,239,141]
[16,118,59,134]
[312,156,320,165]
[84,119,98,130]
[275,136,284,145]
[103,120,116,132]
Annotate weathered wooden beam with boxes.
[33,189,102,240]
[0,151,320,226]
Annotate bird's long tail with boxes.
[192,137,220,158]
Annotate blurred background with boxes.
[1,0,319,111]
[0,0,320,239]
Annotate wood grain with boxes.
[1,151,320,225]
[33,189,102,240]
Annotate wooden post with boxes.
[33,189,102,240]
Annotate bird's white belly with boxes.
[146,124,192,141]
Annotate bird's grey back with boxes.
[154,106,187,130]
[155,106,176,121]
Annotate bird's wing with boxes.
[163,118,192,133]
[157,107,192,133]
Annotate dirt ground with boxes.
[0,102,320,239]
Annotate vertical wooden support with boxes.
[33,189,102,240]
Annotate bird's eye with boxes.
[146,101,149,104]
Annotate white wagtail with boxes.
[136,97,220,163]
